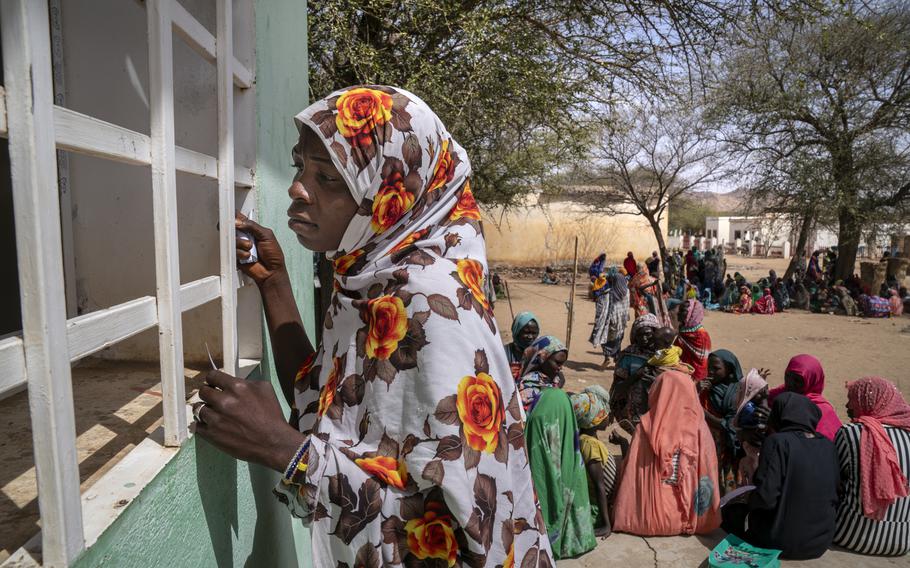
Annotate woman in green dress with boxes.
[525,386,597,559]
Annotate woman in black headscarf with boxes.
[721,392,839,560]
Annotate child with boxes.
[571,385,616,538]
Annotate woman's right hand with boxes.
[236,211,286,286]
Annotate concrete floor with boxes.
[557,530,908,567]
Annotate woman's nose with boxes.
[288,180,311,202]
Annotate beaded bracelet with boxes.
[283,439,311,482]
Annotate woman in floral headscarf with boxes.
[195,86,553,567]
[834,376,910,556]
[674,299,712,381]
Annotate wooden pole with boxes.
[566,236,579,351]
[505,279,515,322]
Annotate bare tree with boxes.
[585,101,729,259]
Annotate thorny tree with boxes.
[307,0,784,207]
[710,1,910,281]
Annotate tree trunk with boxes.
[831,147,860,282]
[646,215,669,262]
[835,207,862,281]
[784,211,814,281]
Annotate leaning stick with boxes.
[566,237,579,351]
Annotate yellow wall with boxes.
[483,199,667,266]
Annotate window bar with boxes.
[217,0,238,375]
[1,0,85,563]
[148,0,188,446]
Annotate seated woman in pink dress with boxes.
[611,367,721,536]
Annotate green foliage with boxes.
[668,196,717,234]
[708,0,910,277]
[307,0,748,206]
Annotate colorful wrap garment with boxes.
[283,86,553,567]
[629,268,658,318]
[517,336,567,414]
[675,300,712,381]
[846,376,910,521]
[525,388,596,559]
[612,369,722,536]
[570,385,610,430]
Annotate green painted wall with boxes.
[73,1,312,566]
[72,420,309,567]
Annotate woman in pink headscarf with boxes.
[833,377,910,556]
[768,354,842,441]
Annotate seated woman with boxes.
[751,288,776,315]
[609,314,660,427]
[542,266,560,285]
[618,338,691,433]
[700,349,745,495]
[612,365,721,536]
[505,311,540,380]
[517,335,568,413]
[732,369,770,486]
[834,376,910,556]
[571,386,617,538]
[525,387,597,559]
[771,280,790,312]
[722,393,839,560]
[733,286,753,314]
[768,354,842,441]
[674,299,712,381]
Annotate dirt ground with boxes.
[0,361,207,562]
[494,256,910,567]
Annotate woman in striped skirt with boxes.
[834,376,910,556]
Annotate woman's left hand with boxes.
[193,370,305,472]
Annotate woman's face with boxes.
[519,321,540,347]
[540,351,567,380]
[286,126,359,252]
[784,371,805,393]
[707,355,728,382]
[634,326,655,349]
[677,301,688,327]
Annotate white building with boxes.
[704,215,903,258]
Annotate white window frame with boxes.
[0,0,255,564]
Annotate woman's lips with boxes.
[288,217,317,232]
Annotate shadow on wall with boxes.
[195,439,239,567]
[245,460,303,567]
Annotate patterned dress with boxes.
[276,87,553,567]
[834,423,910,555]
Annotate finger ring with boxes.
[192,402,207,423]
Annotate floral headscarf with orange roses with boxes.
[286,86,553,568]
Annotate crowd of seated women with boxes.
[507,307,910,561]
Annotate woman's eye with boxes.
[317,172,338,183]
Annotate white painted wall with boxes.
[61,0,259,363]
